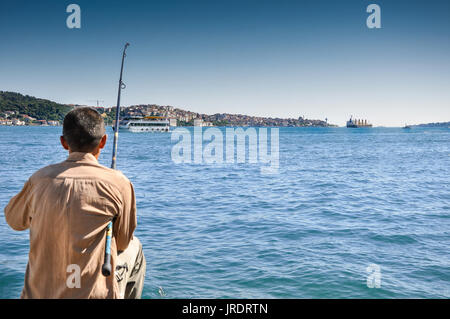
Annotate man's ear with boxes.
[60,136,69,150]
[99,135,107,150]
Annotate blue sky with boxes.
[0,0,449,126]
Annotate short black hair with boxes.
[63,107,106,152]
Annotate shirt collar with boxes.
[66,152,99,163]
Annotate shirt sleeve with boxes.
[114,180,137,252]
[4,179,34,231]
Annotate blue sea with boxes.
[0,126,449,298]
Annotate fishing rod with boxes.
[102,42,130,277]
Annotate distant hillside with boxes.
[0,91,333,127]
[0,91,72,121]
[413,122,450,128]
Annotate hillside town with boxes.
[97,104,332,127]
[1,102,331,127]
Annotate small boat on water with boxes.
[403,124,412,129]
[119,116,170,132]
[346,116,372,128]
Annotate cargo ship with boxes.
[346,116,372,128]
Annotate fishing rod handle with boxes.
[101,221,113,276]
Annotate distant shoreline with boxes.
[1,91,335,127]
[2,90,449,129]
[1,124,449,129]
[411,122,450,128]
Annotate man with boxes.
[4,107,146,299]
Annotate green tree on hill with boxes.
[0,91,72,121]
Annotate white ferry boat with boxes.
[119,116,170,132]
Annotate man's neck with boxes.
[68,150,100,160]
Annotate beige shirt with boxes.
[4,152,137,299]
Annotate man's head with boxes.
[61,107,107,157]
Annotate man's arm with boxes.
[4,179,34,231]
[114,180,137,251]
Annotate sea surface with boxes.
[0,126,449,298]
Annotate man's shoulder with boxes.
[29,161,66,183]
[29,160,132,187]
[99,166,132,185]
